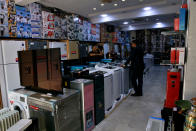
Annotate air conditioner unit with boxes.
[15,0,40,6]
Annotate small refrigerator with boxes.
[0,40,26,107]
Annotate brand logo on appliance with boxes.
[71,51,77,54]
[30,105,39,110]
[15,58,18,62]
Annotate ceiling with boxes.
[35,0,182,30]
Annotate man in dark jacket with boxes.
[126,40,145,96]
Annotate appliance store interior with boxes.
[0,0,196,131]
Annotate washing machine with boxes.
[95,65,121,102]
[111,62,130,95]
[8,88,36,119]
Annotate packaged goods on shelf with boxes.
[42,11,55,39]
[27,3,42,38]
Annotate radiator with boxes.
[0,108,20,131]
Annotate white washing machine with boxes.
[111,62,130,94]
[95,65,122,102]
[8,88,36,119]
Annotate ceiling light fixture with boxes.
[73,17,79,22]
[93,8,96,11]
[114,3,118,6]
[101,3,104,6]
[101,14,108,17]
[143,7,152,11]
[122,0,126,1]
[123,21,129,25]
[156,22,162,25]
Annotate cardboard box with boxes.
[42,11,55,39]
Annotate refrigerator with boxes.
[49,42,68,60]
[0,40,26,107]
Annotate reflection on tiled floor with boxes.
[94,66,169,131]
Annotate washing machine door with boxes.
[11,101,28,119]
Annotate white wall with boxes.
[183,0,196,100]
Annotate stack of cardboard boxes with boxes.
[16,5,31,38]
[7,0,17,37]
[28,3,42,38]
[42,11,55,39]
[0,0,9,37]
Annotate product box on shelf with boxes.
[7,0,17,37]
[54,15,62,39]
[67,15,76,40]
[27,3,42,38]
[61,16,67,39]
[42,11,55,39]
[0,0,7,11]
[16,5,31,38]
[0,0,9,37]
[0,25,9,37]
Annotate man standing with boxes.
[126,40,145,96]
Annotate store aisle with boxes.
[94,66,169,131]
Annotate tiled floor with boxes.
[94,66,169,131]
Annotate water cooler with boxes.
[76,71,105,125]
[70,79,95,131]
[164,68,181,108]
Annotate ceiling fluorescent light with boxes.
[143,7,152,11]
[101,14,108,17]
[101,3,104,6]
[123,22,129,25]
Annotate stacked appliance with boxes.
[49,42,68,60]
[70,79,95,131]
[95,65,122,102]
[75,68,105,125]
[67,41,79,60]
[0,40,26,107]
[27,41,47,50]
[28,89,81,131]
[8,88,36,119]
[164,68,181,108]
